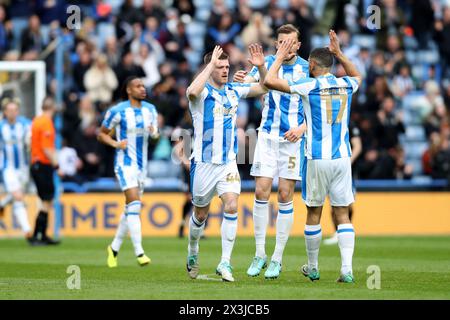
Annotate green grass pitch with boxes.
[0,236,449,299]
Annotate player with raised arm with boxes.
[0,98,33,242]
[186,45,267,282]
[264,30,362,283]
[235,24,308,280]
[98,76,159,268]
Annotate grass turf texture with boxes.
[0,236,449,299]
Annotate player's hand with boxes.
[115,139,127,150]
[328,29,342,56]
[210,45,224,67]
[284,126,303,143]
[148,126,160,139]
[148,125,157,135]
[233,70,248,83]
[248,43,265,67]
[276,39,294,60]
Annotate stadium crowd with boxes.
[0,0,449,184]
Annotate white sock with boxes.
[0,194,13,208]
[111,213,128,252]
[271,201,294,264]
[126,200,144,256]
[188,213,205,256]
[221,212,238,264]
[337,223,355,275]
[12,201,31,234]
[253,199,269,258]
[304,224,322,270]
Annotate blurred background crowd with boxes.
[0,0,450,186]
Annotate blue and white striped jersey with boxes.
[0,116,31,170]
[189,82,254,164]
[102,100,158,171]
[289,74,359,160]
[249,55,309,138]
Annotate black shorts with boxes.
[31,162,55,201]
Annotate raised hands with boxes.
[233,70,248,83]
[328,29,342,56]
[276,39,295,61]
[248,43,265,67]
[210,45,224,67]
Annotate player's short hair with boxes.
[276,24,301,41]
[121,75,141,100]
[1,97,20,110]
[203,51,229,65]
[309,47,334,68]
[41,96,55,111]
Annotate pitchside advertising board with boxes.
[1,192,450,237]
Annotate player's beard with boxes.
[132,95,144,101]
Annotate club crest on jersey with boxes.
[226,90,239,106]
[214,105,237,117]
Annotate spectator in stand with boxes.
[287,0,316,60]
[58,139,83,184]
[140,0,166,25]
[84,53,118,105]
[20,15,44,54]
[357,148,397,180]
[164,21,191,63]
[72,97,102,181]
[72,43,93,93]
[431,134,450,180]
[5,0,34,50]
[390,63,415,98]
[422,131,441,175]
[150,63,182,127]
[173,0,196,19]
[35,0,67,45]
[204,10,241,54]
[135,42,163,91]
[236,1,253,31]
[0,6,12,57]
[424,103,447,138]
[434,6,450,80]
[375,0,406,50]
[104,36,121,69]
[444,82,450,114]
[365,76,393,114]
[366,51,387,87]
[241,12,273,49]
[268,2,288,31]
[393,146,413,180]
[411,0,434,50]
[383,33,406,76]
[113,50,146,100]
[375,96,405,150]
[143,16,164,43]
[412,80,445,122]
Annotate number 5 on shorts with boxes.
[288,157,296,169]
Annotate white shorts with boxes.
[190,160,241,208]
[301,157,354,207]
[2,167,29,193]
[250,132,304,181]
[114,166,146,194]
